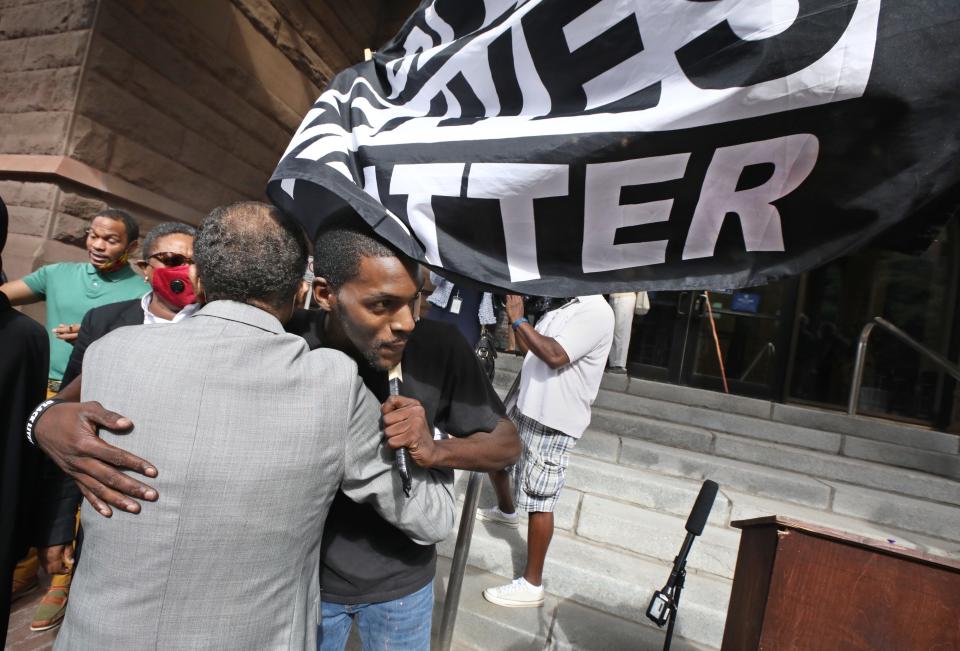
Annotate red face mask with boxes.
[151,265,196,309]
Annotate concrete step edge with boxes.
[587,403,960,480]
[595,428,960,508]
[496,358,957,455]
[589,401,844,454]
[617,375,953,447]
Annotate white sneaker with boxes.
[475,506,519,528]
[483,578,545,608]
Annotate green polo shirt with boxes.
[22,262,147,381]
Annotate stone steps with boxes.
[452,358,960,649]
[495,355,960,461]
[444,462,959,649]
[495,357,960,481]
[433,557,714,651]
[591,391,960,479]
[438,516,730,649]
[582,421,960,512]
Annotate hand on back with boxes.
[34,401,158,516]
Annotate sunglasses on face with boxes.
[146,252,194,267]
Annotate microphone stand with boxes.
[647,480,717,651]
[663,571,684,651]
[649,532,694,651]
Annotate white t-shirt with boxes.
[517,295,615,438]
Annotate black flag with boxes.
[269,0,960,296]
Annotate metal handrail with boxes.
[436,471,483,651]
[438,372,522,650]
[847,316,960,415]
[739,342,775,382]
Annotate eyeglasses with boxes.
[146,252,194,267]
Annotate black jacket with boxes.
[0,292,49,642]
[62,298,144,388]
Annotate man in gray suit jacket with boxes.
[52,202,455,650]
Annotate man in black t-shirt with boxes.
[289,225,519,650]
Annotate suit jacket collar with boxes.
[196,300,285,335]
[118,298,148,326]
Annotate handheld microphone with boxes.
[388,363,412,498]
[303,256,315,309]
[647,479,719,650]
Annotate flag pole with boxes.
[702,291,729,393]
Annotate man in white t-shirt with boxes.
[477,294,614,607]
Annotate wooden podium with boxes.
[721,516,960,650]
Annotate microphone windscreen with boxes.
[685,480,719,535]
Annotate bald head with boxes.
[193,201,309,309]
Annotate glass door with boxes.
[787,223,959,425]
[684,282,797,398]
[626,281,798,399]
[626,291,697,384]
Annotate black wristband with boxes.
[25,398,65,445]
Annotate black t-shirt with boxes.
[285,309,505,603]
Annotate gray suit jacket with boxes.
[55,301,455,650]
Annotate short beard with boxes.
[330,306,393,372]
[360,346,388,372]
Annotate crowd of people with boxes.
[1,196,621,649]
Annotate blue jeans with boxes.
[317,580,434,651]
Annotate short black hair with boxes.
[194,201,308,309]
[94,208,140,243]
[313,224,404,288]
[141,222,197,260]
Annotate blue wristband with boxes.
[511,317,529,330]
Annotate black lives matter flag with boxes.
[268,0,960,296]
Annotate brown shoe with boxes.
[11,573,39,603]
[11,550,39,602]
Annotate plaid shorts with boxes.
[510,408,577,513]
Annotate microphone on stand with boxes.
[647,479,719,651]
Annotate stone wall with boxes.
[74,0,327,216]
[0,0,98,288]
[0,0,411,314]
[0,0,94,157]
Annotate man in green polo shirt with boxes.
[0,207,145,632]
[1,208,146,394]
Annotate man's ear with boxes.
[189,266,205,304]
[126,239,140,254]
[313,277,335,311]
